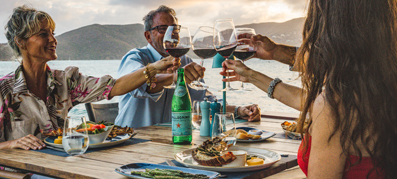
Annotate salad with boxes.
[76,121,113,135]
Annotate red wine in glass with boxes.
[166,48,190,58]
[233,50,256,61]
[213,18,238,92]
[216,44,237,58]
[163,26,192,89]
[190,26,216,90]
[193,49,217,59]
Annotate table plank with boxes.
[0,149,124,179]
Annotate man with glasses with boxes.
[115,5,261,128]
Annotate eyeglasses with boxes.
[149,25,181,34]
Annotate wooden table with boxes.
[0,113,305,179]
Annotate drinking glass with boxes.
[190,26,217,90]
[163,25,192,89]
[62,116,89,156]
[191,100,202,129]
[234,28,257,91]
[213,19,238,91]
[212,112,236,150]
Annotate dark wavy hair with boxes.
[297,0,397,178]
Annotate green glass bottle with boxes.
[171,68,192,144]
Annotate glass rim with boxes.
[214,18,234,22]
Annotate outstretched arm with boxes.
[220,60,304,111]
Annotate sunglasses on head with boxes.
[149,25,181,34]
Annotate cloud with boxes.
[0,0,307,43]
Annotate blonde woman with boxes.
[0,5,179,150]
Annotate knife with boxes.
[45,145,66,152]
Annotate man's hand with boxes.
[9,134,46,150]
[238,104,261,122]
[152,56,181,74]
[183,62,206,84]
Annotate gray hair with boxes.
[5,5,55,58]
[142,5,178,31]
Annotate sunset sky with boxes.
[0,0,307,43]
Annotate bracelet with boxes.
[143,63,157,90]
[268,78,282,99]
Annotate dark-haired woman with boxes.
[221,0,396,178]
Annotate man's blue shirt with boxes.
[115,44,214,128]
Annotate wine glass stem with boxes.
[172,70,176,86]
[241,60,245,89]
[227,70,231,88]
[197,59,204,83]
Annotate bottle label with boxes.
[172,112,192,136]
[174,86,187,97]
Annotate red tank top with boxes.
[297,136,384,178]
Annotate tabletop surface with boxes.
[0,112,303,179]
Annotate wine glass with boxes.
[62,116,89,156]
[163,25,192,89]
[191,100,202,129]
[234,28,257,91]
[190,26,217,90]
[213,19,238,91]
[212,112,236,150]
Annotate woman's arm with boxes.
[307,94,346,179]
[109,56,179,98]
[220,60,304,111]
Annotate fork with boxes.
[165,159,176,166]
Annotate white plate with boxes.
[174,146,281,172]
[235,127,276,143]
[44,133,135,149]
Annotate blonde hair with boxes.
[5,5,55,60]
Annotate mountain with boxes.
[235,17,304,47]
[56,23,146,60]
[0,17,305,61]
[0,43,13,61]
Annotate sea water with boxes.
[0,58,301,118]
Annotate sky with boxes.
[0,0,307,44]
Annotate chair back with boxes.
[85,102,119,123]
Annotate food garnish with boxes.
[223,129,261,140]
[131,168,209,179]
[40,128,63,137]
[247,157,264,166]
[108,126,134,138]
[54,136,62,144]
[281,121,308,133]
[192,137,236,166]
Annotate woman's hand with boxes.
[9,134,46,150]
[238,34,277,60]
[151,56,181,74]
[220,60,252,83]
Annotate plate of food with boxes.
[281,121,307,139]
[174,137,281,172]
[43,121,135,149]
[115,163,220,179]
[223,127,275,143]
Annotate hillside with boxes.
[0,43,13,61]
[0,17,305,61]
[56,23,146,60]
